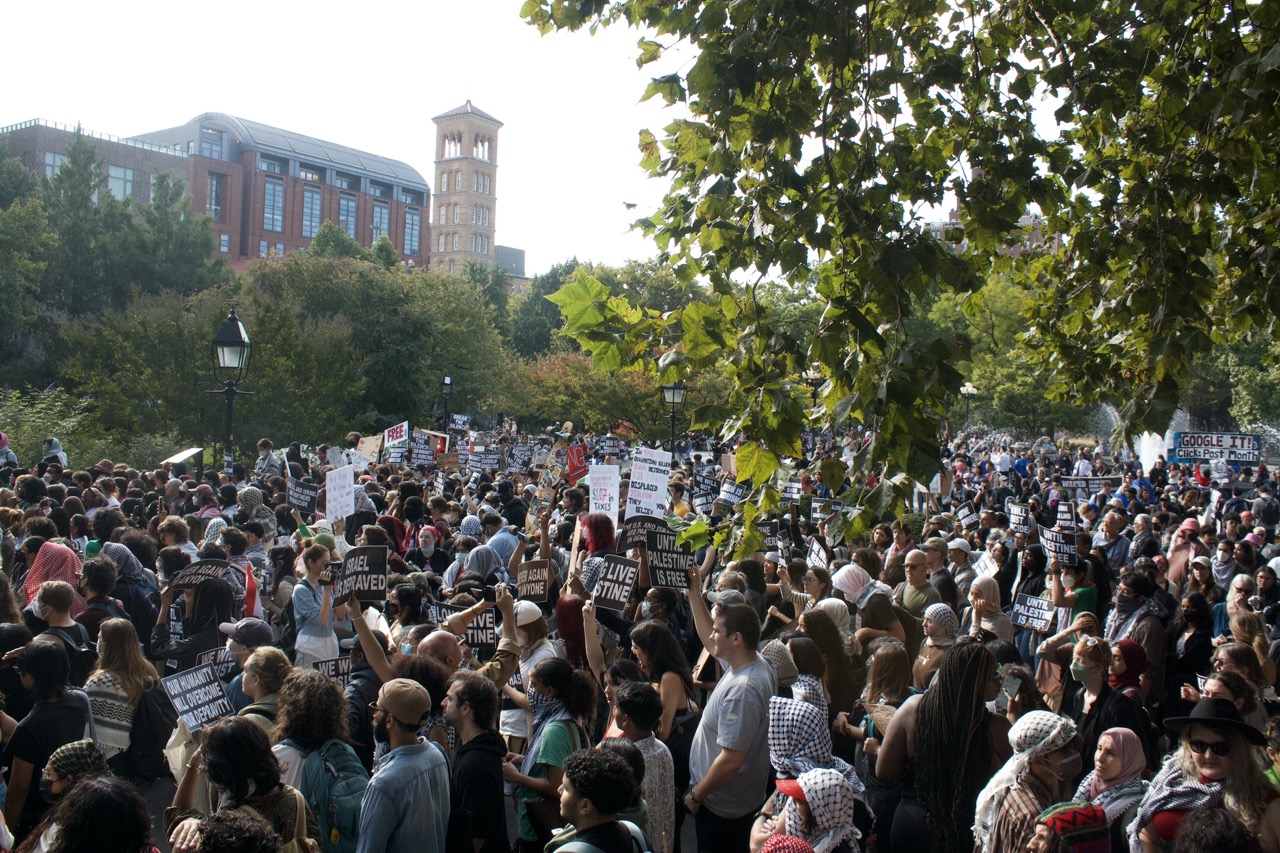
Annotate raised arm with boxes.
[684,565,714,652]
[581,600,606,685]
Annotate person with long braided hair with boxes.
[875,637,1011,853]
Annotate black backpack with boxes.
[1260,496,1280,527]
[43,624,97,688]
[108,682,179,783]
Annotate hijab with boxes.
[785,769,859,853]
[1087,727,1146,798]
[814,598,850,634]
[100,541,146,581]
[1106,639,1146,695]
[464,545,503,582]
[377,514,408,554]
[923,601,959,648]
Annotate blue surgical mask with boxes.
[400,641,413,655]
[640,600,652,619]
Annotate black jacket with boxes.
[344,660,381,772]
[451,728,510,853]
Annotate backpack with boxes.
[282,737,369,853]
[556,820,650,853]
[239,787,320,853]
[1260,496,1280,527]
[84,597,131,623]
[277,597,299,663]
[43,624,98,688]
[890,603,924,660]
[108,681,179,782]
[112,573,160,653]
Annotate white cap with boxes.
[947,538,972,554]
[512,600,543,627]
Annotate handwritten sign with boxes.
[565,445,589,485]
[517,560,550,603]
[1010,593,1055,632]
[286,478,319,516]
[326,464,357,520]
[646,528,692,589]
[625,447,671,520]
[1008,503,1031,535]
[170,560,235,592]
[588,465,620,517]
[333,546,389,604]
[161,664,233,731]
[1038,524,1078,567]
[315,656,352,689]
[593,555,640,614]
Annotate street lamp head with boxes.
[211,304,251,386]
[660,380,687,406]
[441,374,453,396]
[960,382,978,399]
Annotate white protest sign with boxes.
[625,447,671,520]
[383,421,410,464]
[588,465,620,516]
[325,464,357,519]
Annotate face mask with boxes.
[527,686,556,714]
[640,600,652,619]
[446,513,460,525]
[400,641,413,655]
[1114,590,1136,610]
[384,601,399,618]
[1069,661,1094,682]
[1062,574,1077,589]
[1052,751,1083,781]
[421,543,435,557]
[39,776,62,802]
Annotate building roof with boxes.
[431,100,503,126]
[178,112,429,187]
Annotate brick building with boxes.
[432,101,502,274]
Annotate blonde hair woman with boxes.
[83,618,160,760]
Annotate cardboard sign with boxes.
[806,537,828,570]
[286,478,319,516]
[315,656,352,689]
[409,428,436,467]
[449,414,471,431]
[326,464,357,520]
[355,435,383,465]
[1010,593,1055,632]
[955,501,979,531]
[625,447,672,520]
[333,546,389,604]
[593,555,640,613]
[170,560,235,592]
[1056,499,1078,531]
[383,421,409,464]
[161,664,233,731]
[760,521,779,550]
[1169,432,1261,465]
[517,560,550,603]
[588,465,620,517]
[692,468,718,514]
[646,527,692,589]
[1008,503,1031,535]
[1038,524,1078,567]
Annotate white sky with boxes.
[3,1,688,276]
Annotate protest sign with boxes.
[325,464,357,519]
[781,479,805,505]
[807,537,828,570]
[286,478,319,516]
[435,451,459,474]
[598,436,622,458]
[760,521,779,551]
[315,656,352,689]
[625,447,671,520]
[955,501,979,531]
[355,435,382,465]
[456,449,471,471]
[1168,432,1262,466]
[170,560,235,592]
[383,421,409,464]
[1008,503,1031,535]
[1060,476,1122,495]
[333,546,389,604]
[810,500,842,525]
[471,450,501,472]
[195,646,238,681]
[1038,524,1078,566]
[588,465,620,516]
[717,479,748,507]
[1009,594,1055,632]
[508,444,534,472]
[464,607,496,658]
[449,414,471,431]
[161,664,233,731]
[409,428,436,467]
[646,528,692,589]
[593,555,640,613]
[618,515,670,552]
[517,560,550,603]
[974,550,1000,577]
[565,445,589,485]
[1056,499,1078,531]
[692,468,719,514]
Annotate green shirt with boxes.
[895,581,941,619]
[517,719,580,841]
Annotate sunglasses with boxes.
[1187,738,1231,756]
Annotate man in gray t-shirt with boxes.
[681,580,776,853]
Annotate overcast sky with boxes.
[3,1,694,276]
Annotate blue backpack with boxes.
[282,737,369,853]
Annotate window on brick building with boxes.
[454,171,461,191]
[260,240,269,257]
[404,208,421,255]
[452,233,458,251]
[339,193,357,238]
[263,178,284,232]
[108,166,134,199]
[276,243,285,256]
[44,152,67,179]
[372,202,389,240]
[219,234,230,253]
[302,186,322,238]
[438,233,446,253]
[299,165,322,182]
[199,127,223,159]
[208,174,225,221]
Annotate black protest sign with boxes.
[646,528,692,589]
[781,479,805,505]
[409,429,436,467]
[509,444,534,472]
[195,646,238,681]
[1038,524,1078,566]
[955,501,979,531]
[315,656,352,689]
[717,479,749,507]
[471,450,501,472]
[333,546,389,604]
[286,478,319,516]
[449,414,471,431]
[760,521,779,550]
[598,436,622,458]
[170,560,235,592]
[1056,499,1078,532]
[517,560,550,603]
[618,515,670,552]
[161,664,233,731]
[1061,475,1122,494]
[593,555,640,613]
[692,469,718,514]
[1009,593,1055,632]
[425,603,496,658]
[806,537,829,570]
[1008,503,1032,535]
[810,500,843,525]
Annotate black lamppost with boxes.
[439,374,452,427]
[960,381,978,426]
[208,304,252,474]
[659,380,686,454]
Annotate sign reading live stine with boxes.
[1169,432,1262,465]
[593,555,640,613]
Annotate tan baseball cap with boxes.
[376,678,432,726]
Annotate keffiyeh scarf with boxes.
[1127,756,1222,852]
[783,768,859,853]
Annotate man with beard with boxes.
[443,671,508,853]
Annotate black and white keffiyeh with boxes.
[782,768,859,853]
[768,696,863,795]
[1127,755,1223,852]
[973,710,1078,853]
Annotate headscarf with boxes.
[23,541,82,601]
[1129,754,1223,849]
[100,541,146,581]
[464,545,504,583]
[1073,727,1147,822]
[814,598,850,634]
[924,601,959,647]
[459,515,483,537]
[782,768,859,853]
[1106,639,1146,696]
[377,514,408,554]
[760,640,799,687]
[62,496,86,518]
[830,563,871,599]
[970,575,1003,622]
[767,696,863,794]
[48,739,109,778]
[973,711,1078,853]
[238,487,277,539]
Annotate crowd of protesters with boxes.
[0,426,1279,853]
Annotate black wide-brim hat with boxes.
[1164,696,1267,746]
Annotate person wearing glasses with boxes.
[1065,635,1153,785]
[1130,697,1280,851]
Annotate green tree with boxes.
[307,220,370,261]
[371,234,399,269]
[510,259,581,357]
[466,260,511,336]
[136,171,227,296]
